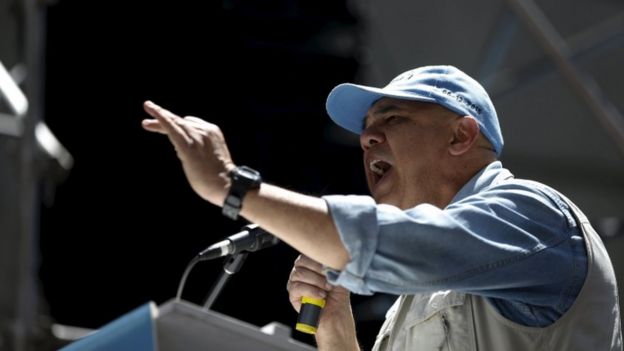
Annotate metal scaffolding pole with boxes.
[484,12,624,100]
[0,0,72,349]
[506,0,624,157]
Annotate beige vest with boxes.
[372,196,622,351]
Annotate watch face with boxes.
[239,169,256,178]
[235,166,260,182]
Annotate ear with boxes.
[449,116,480,156]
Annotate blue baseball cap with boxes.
[326,65,504,156]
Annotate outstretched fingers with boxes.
[141,119,167,134]
[143,100,192,145]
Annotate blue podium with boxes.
[61,299,316,351]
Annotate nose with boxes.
[360,126,385,151]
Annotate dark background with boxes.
[34,1,624,349]
[39,0,388,348]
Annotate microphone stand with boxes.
[175,224,278,308]
[202,252,249,311]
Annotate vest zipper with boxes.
[441,313,453,351]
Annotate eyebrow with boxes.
[363,104,405,129]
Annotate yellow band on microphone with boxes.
[301,296,326,308]
[295,296,326,334]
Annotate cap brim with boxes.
[325,83,437,134]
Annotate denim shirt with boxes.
[323,161,587,327]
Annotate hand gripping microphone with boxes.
[296,296,326,334]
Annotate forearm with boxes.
[142,103,350,270]
[315,303,360,351]
[240,183,350,270]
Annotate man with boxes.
[142,65,622,350]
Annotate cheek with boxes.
[411,130,449,155]
[389,125,447,162]
[402,133,437,156]
[394,139,443,175]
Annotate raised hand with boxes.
[142,101,235,205]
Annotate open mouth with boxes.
[369,159,392,186]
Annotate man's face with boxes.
[361,97,458,209]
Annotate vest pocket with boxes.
[403,291,466,351]
[405,314,449,350]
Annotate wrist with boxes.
[315,300,359,351]
[221,165,262,220]
[205,163,234,206]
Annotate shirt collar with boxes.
[449,161,514,205]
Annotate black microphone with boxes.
[197,224,279,261]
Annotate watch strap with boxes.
[222,166,261,220]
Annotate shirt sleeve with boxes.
[322,183,582,307]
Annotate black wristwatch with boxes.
[222,166,262,220]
